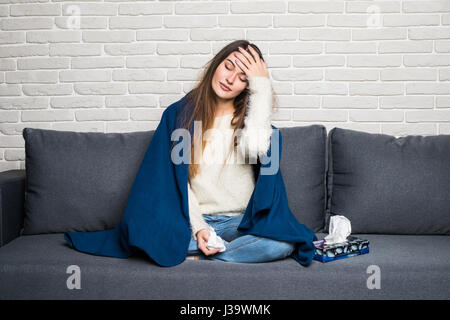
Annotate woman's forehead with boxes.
[224,53,245,74]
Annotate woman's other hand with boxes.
[196,228,221,256]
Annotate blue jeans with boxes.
[187,213,296,263]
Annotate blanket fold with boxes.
[64,92,317,267]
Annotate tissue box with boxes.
[313,236,369,263]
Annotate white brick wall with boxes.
[1,0,450,171]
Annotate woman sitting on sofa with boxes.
[64,39,317,268]
[179,40,296,262]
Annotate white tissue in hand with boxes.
[206,225,227,252]
[324,215,351,245]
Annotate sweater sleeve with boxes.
[188,181,209,240]
[237,75,273,161]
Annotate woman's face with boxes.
[212,51,249,100]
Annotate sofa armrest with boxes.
[0,169,25,247]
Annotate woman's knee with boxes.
[283,242,296,257]
[266,239,296,260]
[235,235,295,261]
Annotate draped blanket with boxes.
[64,92,317,267]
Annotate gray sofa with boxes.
[0,125,449,300]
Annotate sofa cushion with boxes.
[0,233,448,299]
[22,128,153,235]
[280,125,327,232]
[326,127,450,234]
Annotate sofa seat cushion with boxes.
[0,233,448,299]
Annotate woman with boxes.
[65,39,316,268]
[178,40,296,263]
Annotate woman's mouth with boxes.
[220,82,231,92]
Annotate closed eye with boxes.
[225,60,248,82]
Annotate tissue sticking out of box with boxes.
[324,215,351,245]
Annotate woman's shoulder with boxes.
[163,91,193,119]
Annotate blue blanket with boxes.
[64,92,317,267]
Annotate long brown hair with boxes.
[177,40,279,181]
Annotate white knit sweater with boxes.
[188,76,274,240]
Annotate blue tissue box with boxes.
[313,236,369,263]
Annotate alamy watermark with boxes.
[366,5,382,28]
[66,265,81,290]
[65,5,81,30]
[170,123,280,176]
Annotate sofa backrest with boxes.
[22,128,154,235]
[326,127,450,235]
[21,125,327,235]
[22,124,449,237]
[279,125,327,232]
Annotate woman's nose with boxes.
[226,74,236,84]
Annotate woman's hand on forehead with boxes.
[233,45,269,79]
